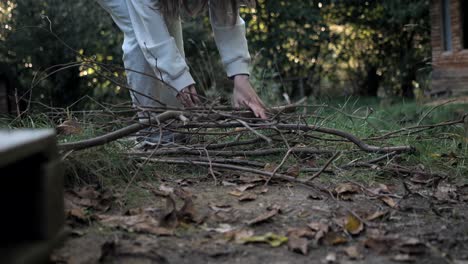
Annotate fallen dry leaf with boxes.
[286,164,301,177]
[255,187,269,195]
[334,183,360,195]
[343,245,363,260]
[246,205,280,225]
[97,214,174,236]
[56,119,82,135]
[100,236,168,263]
[208,203,232,213]
[202,223,235,233]
[324,232,348,246]
[366,210,388,221]
[240,232,288,247]
[308,221,329,242]
[287,227,316,239]
[175,188,199,223]
[324,252,337,263]
[380,196,399,208]
[392,254,415,262]
[396,238,427,255]
[308,222,330,233]
[224,229,255,244]
[344,214,364,235]
[222,181,237,187]
[264,163,278,172]
[288,235,308,255]
[368,183,391,195]
[239,193,258,202]
[236,184,257,192]
[158,193,178,229]
[410,173,433,184]
[364,235,399,254]
[228,190,243,197]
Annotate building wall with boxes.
[431,0,468,95]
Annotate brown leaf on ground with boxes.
[287,227,316,239]
[174,188,199,223]
[208,203,232,213]
[410,173,434,184]
[344,214,364,235]
[306,159,317,168]
[97,214,174,236]
[228,190,243,197]
[392,254,415,262]
[368,183,391,195]
[324,232,348,246]
[236,184,257,192]
[239,174,266,183]
[380,196,399,208]
[239,193,258,202]
[224,229,255,244]
[396,238,427,255]
[264,163,277,173]
[222,181,237,187]
[246,205,281,225]
[307,193,323,200]
[343,245,363,260]
[238,232,288,247]
[158,194,178,229]
[99,236,168,263]
[307,221,330,242]
[64,186,114,223]
[364,235,399,254]
[366,210,388,221]
[67,208,87,222]
[66,186,113,212]
[255,187,269,195]
[286,164,301,178]
[334,183,360,195]
[288,235,308,255]
[56,119,82,135]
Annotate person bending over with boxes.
[96,0,267,145]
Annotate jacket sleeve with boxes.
[126,0,195,92]
[209,1,251,78]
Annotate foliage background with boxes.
[0,0,431,109]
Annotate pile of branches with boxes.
[57,99,466,186]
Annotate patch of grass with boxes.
[2,97,467,191]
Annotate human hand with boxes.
[176,85,201,107]
[232,75,267,119]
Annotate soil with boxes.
[51,171,468,264]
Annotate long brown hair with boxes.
[157,0,254,22]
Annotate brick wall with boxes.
[431,0,468,95]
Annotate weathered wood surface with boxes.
[0,129,64,264]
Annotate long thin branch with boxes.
[175,122,414,153]
[128,147,335,158]
[59,111,183,151]
[303,152,341,182]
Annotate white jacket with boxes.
[128,0,251,92]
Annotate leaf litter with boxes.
[56,169,468,263]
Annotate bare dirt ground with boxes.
[51,170,468,264]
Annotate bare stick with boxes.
[128,147,335,158]
[236,119,272,144]
[303,152,341,182]
[59,111,183,151]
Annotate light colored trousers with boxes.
[96,0,183,109]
